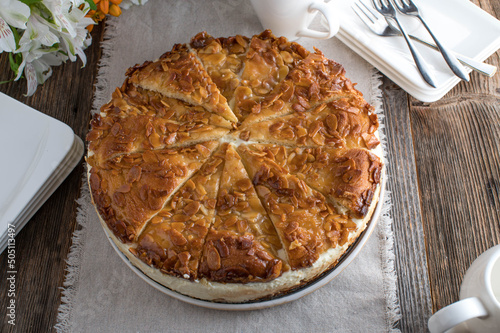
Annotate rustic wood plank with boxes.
[379,77,433,331]
[409,78,500,313]
[0,23,105,333]
[411,99,500,312]
[408,0,500,314]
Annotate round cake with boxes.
[86,30,383,303]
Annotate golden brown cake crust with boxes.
[198,144,284,283]
[127,44,238,123]
[241,47,363,125]
[235,97,380,149]
[88,141,219,242]
[243,144,382,218]
[86,30,383,302]
[132,147,225,280]
[199,230,283,283]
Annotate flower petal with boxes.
[76,45,87,67]
[41,52,65,67]
[32,58,52,84]
[24,62,38,96]
[0,16,16,52]
[14,55,26,81]
[0,0,30,29]
[121,0,149,10]
[21,15,59,47]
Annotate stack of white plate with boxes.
[0,92,84,252]
[327,0,500,102]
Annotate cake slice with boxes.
[126,44,238,123]
[235,97,380,149]
[190,32,250,103]
[88,141,219,242]
[98,81,233,128]
[230,30,309,122]
[242,49,363,125]
[244,144,383,218]
[132,147,225,280]
[191,30,310,123]
[238,145,357,270]
[199,144,284,282]
[87,84,230,168]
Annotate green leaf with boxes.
[10,26,21,48]
[32,3,56,24]
[0,78,17,85]
[8,53,22,75]
[85,0,97,11]
[8,53,16,73]
[19,0,43,5]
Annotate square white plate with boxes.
[328,0,500,102]
[0,135,84,252]
[0,93,83,251]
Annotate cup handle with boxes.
[296,2,339,39]
[428,297,489,333]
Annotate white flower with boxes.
[24,57,53,96]
[4,0,149,96]
[52,3,93,64]
[0,17,16,52]
[0,0,31,52]
[24,51,66,95]
[41,0,83,38]
[14,36,61,94]
[68,0,87,7]
[13,0,93,95]
[19,13,59,48]
[121,0,149,10]
[0,0,30,29]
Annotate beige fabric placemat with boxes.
[56,1,400,331]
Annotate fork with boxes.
[393,0,469,81]
[352,1,497,77]
[371,0,437,87]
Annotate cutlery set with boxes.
[352,1,497,77]
[353,0,497,86]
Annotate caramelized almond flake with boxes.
[206,246,221,270]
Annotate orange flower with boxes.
[109,4,122,17]
[83,0,124,31]
[99,0,109,15]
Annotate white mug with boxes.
[428,244,500,333]
[249,0,339,41]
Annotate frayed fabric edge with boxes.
[54,171,90,333]
[54,16,121,333]
[370,68,402,333]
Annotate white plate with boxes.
[0,135,83,251]
[0,93,83,251]
[328,0,500,102]
[105,173,386,310]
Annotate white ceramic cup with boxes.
[249,0,339,41]
[428,244,500,333]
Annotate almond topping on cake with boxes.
[87,31,383,303]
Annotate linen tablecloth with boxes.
[56,1,400,331]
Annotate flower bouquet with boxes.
[0,0,147,96]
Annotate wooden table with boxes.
[0,1,499,331]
